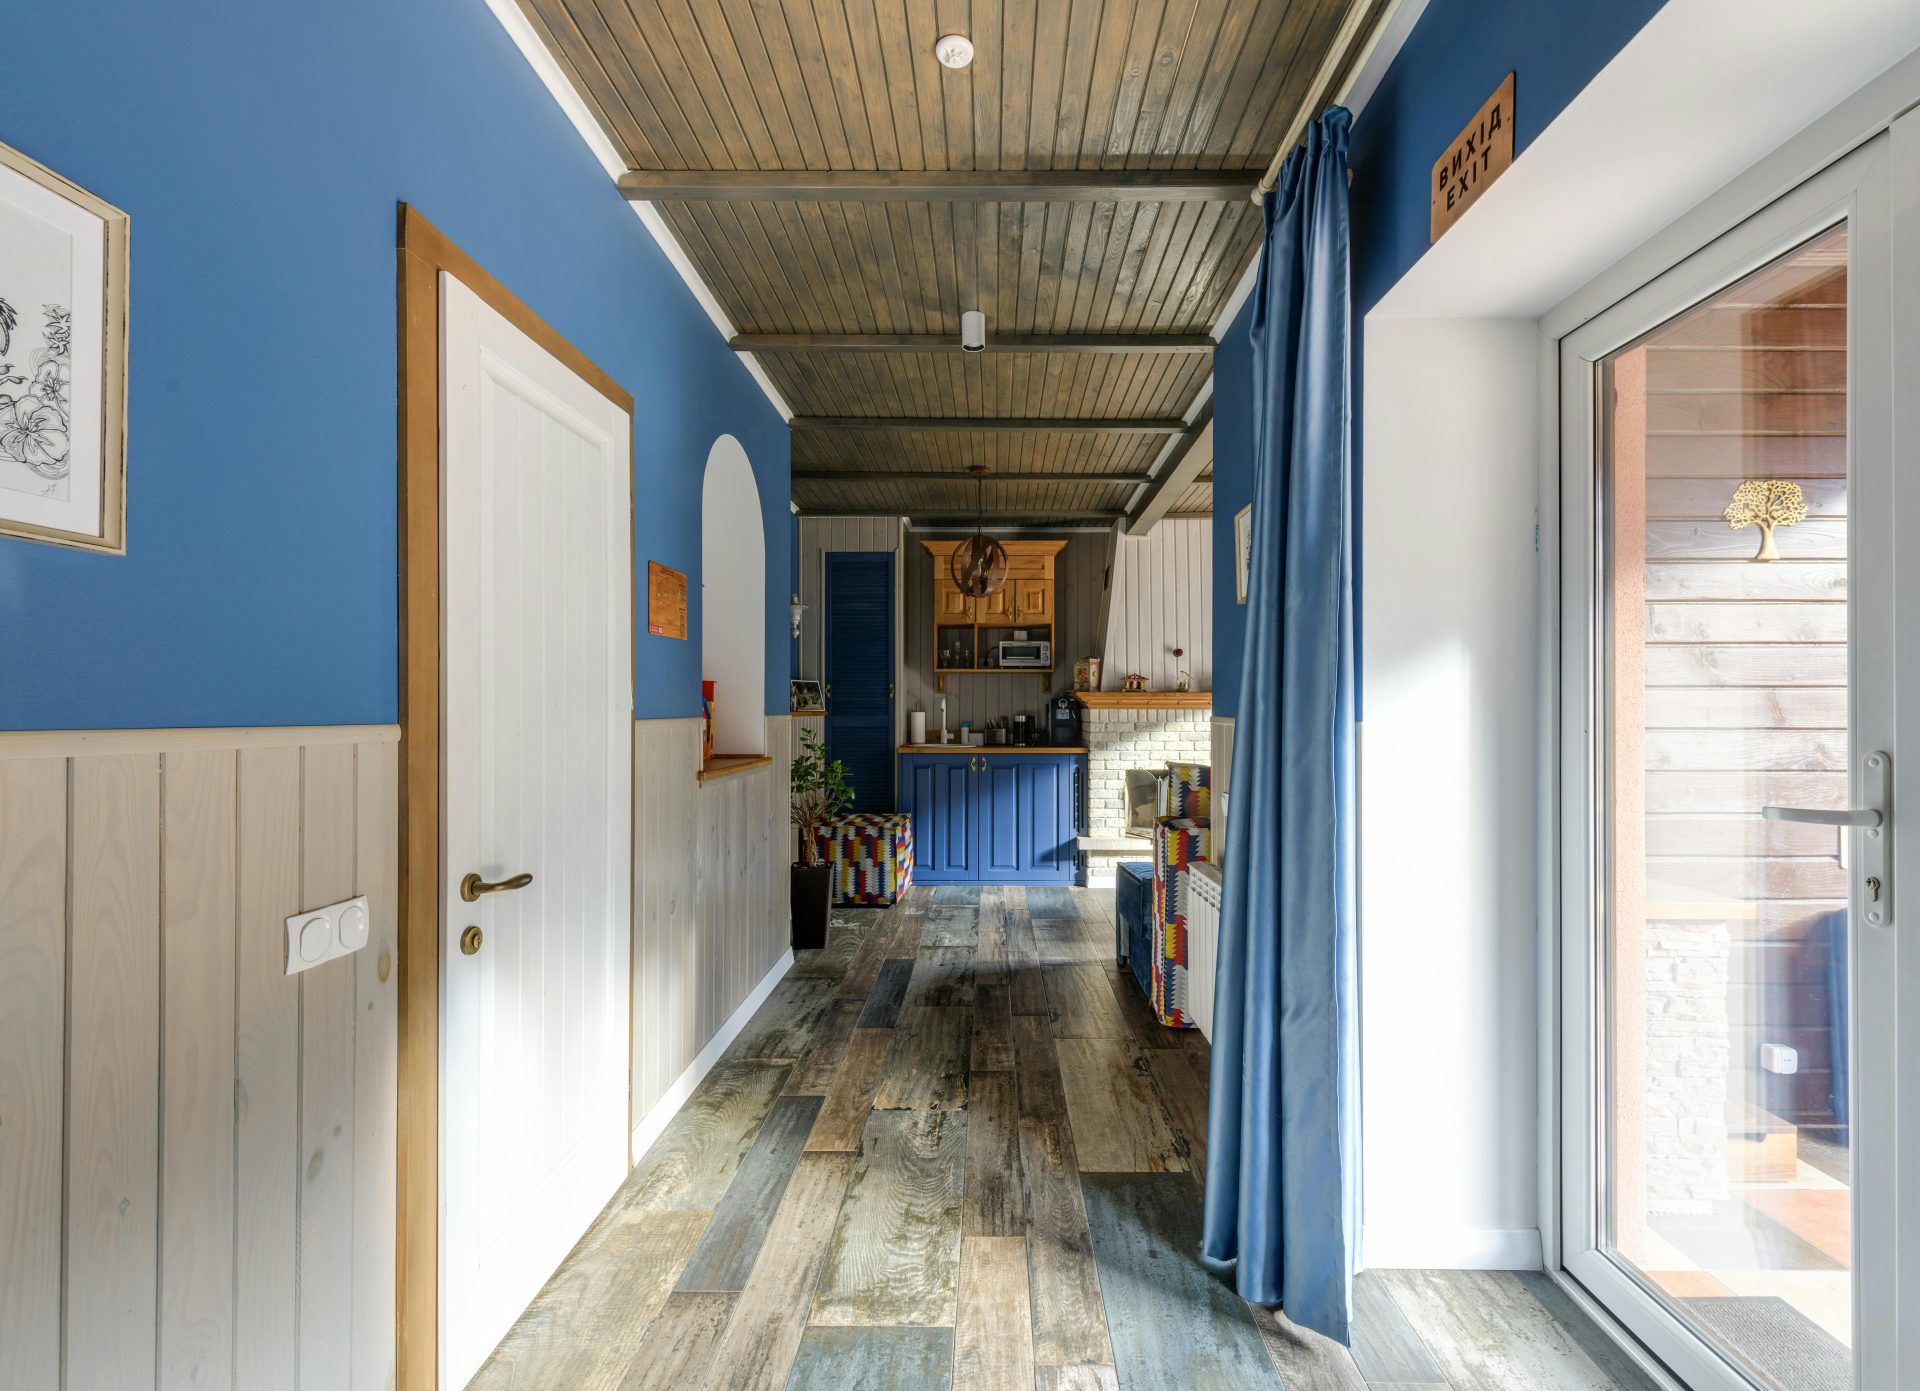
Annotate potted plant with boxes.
[789,728,853,950]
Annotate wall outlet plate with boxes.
[285,894,370,976]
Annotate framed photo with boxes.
[1234,503,1252,604]
[790,678,823,713]
[0,141,128,553]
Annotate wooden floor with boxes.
[471,886,1662,1391]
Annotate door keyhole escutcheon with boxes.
[460,925,484,956]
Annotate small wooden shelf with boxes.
[697,753,774,784]
[1073,690,1212,710]
[790,708,827,717]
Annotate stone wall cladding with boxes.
[1643,918,1732,1214]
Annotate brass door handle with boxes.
[461,871,532,902]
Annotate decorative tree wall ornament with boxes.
[950,464,1009,597]
[1723,479,1808,562]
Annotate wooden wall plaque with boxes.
[647,561,688,639]
[1431,72,1515,242]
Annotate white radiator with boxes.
[1186,863,1223,1040]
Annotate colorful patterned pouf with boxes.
[1150,816,1213,1027]
[812,812,915,905]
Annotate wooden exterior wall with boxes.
[1635,248,1848,1128]
[630,716,796,1130]
[0,728,400,1391]
[1102,517,1213,692]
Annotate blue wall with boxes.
[1210,0,1666,718]
[0,0,789,730]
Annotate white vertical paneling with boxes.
[631,715,795,1140]
[0,727,400,1391]
[160,747,239,1391]
[352,738,400,1391]
[66,753,162,1390]
[234,744,302,1388]
[0,756,68,1391]
[299,742,357,1389]
[1102,518,1213,691]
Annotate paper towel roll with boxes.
[908,710,927,744]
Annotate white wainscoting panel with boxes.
[631,715,796,1132]
[0,727,400,1391]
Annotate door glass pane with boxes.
[1601,225,1851,1391]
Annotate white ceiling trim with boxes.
[480,0,795,421]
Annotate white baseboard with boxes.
[1363,1225,1543,1271]
[629,949,794,1162]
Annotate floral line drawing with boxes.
[0,301,71,481]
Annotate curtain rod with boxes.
[1252,0,1405,204]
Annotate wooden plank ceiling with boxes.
[516,0,1370,525]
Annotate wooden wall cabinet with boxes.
[922,538,1066,692]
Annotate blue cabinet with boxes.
[900,751,1082,885]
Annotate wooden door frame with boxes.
[396,204,635,1390]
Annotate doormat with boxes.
[1684,1296,1848,1391]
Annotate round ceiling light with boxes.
[935,34,975,69]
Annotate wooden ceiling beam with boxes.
[620,169,1262,202]
[792,416,1187,435]
[791,469,1151,484]
[730,333,1215,354]
[1124,402,1216,535]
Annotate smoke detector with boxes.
[935,34,975,69]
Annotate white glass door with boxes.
[1559,125,1914,1391]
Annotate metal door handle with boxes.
[461,871,532,902]
[1764,750,1891,927]
[1762,806,1882,827]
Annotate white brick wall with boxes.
[1082,705,1211,837]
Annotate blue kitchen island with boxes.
[897,746,1086,886]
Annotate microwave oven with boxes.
[998,639,1050,668]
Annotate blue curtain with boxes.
[1201,107,1360,1344]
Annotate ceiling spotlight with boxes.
[935,34,975,69]
[961,310,986,352]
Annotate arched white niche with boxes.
[701,433,766,757]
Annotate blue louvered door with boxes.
[824,552,895,813]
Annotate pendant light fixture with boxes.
[950,464,1008,598]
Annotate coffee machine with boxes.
[1049,694,1080,746]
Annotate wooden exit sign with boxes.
[1431,72,1515,242]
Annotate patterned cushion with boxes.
[812,812,914,905]
[1164,761,1212,820]
[1150,817,1213,1027]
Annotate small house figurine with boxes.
[1121,672,1149,693]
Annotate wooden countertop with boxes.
[898,744,1088,755]
[697,753,774,784]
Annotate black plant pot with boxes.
[791,863,832,951]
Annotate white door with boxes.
[1559,122,1919,1390]
[439,272,633,1387]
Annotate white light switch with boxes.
[285,894,372,976]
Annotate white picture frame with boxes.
[1234,502,1252,604]
[0,140,128,553]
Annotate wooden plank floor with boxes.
[470,887,1662,1391]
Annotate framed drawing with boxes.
[1234,503,1252,604]
[0,141,128,553]
[789,679,823,713]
